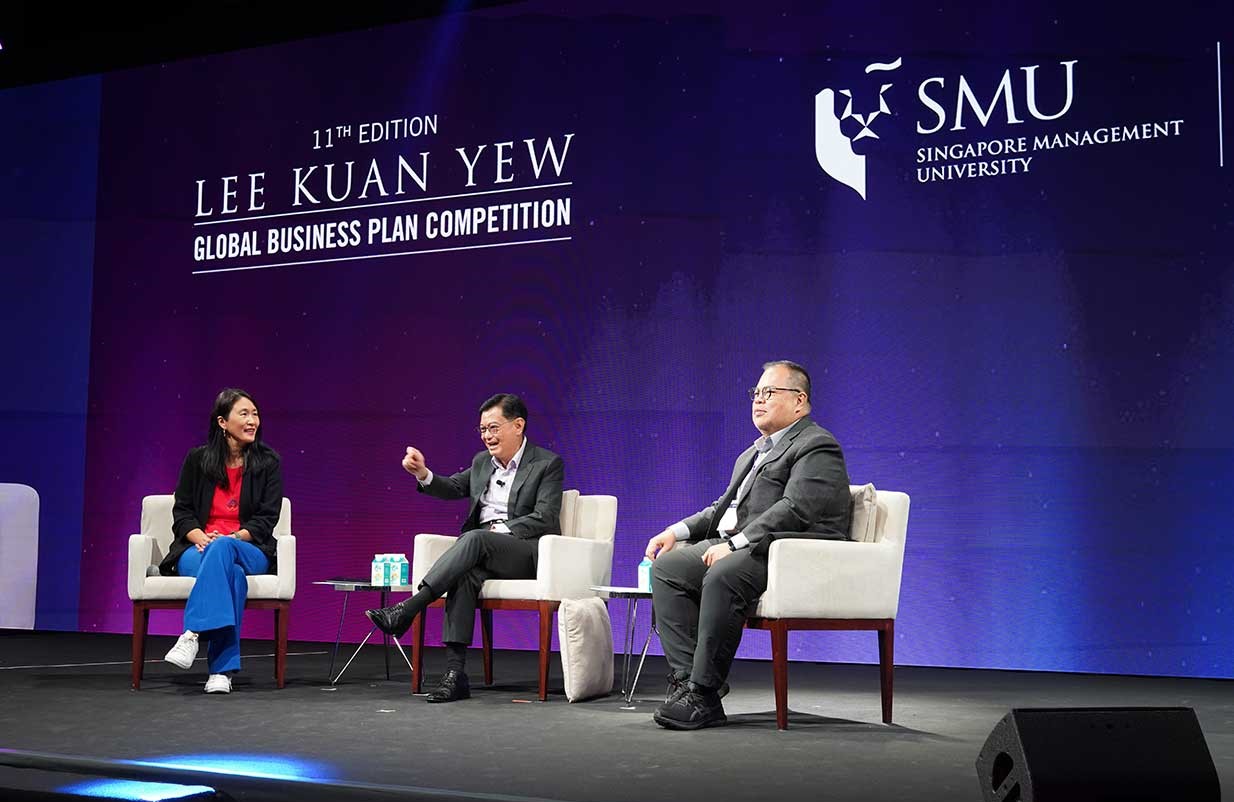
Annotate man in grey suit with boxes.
[367,393,563,702]
[645,360,850,729]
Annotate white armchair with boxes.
[746,486,910,729]
[0,484,39,630]
[127,494,295,688]
[409,489,617,700]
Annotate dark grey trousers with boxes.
[420,528,538,644]
[650,538,768,689]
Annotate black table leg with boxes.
[327,591,350,682]
[381,589,391,680]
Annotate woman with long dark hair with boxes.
[160,388,283,693]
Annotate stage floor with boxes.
[1,631,1230,802]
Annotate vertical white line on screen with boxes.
[1218,41,1225,167]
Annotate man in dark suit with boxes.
[367,393,563,702]
[645,360,850,729]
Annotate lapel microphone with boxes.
[496,479,506,486]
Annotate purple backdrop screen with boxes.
[7,2,1231,676]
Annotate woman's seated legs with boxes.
[177,537,269,673]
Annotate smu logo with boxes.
[814,57,902,199]
[815,58,1078,198]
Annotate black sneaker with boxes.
[653,683,727,730]
[665,673,729,705]
[664,672,690,704]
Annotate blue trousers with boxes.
[177,537,269,674]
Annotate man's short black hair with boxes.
[762,360,812,400]
[480,393,529,425]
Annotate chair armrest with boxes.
[127,534,157,601]
[761,538,905,619]
[536,536,614,600]
[411,534,458,589]
[275,534,296,599]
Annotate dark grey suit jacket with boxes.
[419,441,564,540]
[680,417,851,554]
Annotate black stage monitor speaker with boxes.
[976,707,1220,802]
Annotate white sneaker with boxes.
[204,674,232,694]
[164,631,199,669]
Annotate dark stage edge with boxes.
[1,631,1230,802]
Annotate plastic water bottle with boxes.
[637,558,653,592]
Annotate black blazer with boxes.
[159,443,284,576]
[419,441,563,539]
[680,417,851,554]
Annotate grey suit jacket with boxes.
[681,417,851,554]
[419,441,564,540]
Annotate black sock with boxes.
[394,586,436,618]
[445,642,467,672]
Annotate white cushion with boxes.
[134,574,284,600]
[129,558,292,600]
[0,483,39,629]
[850,483,878,543]
[556,596,613,702]
[480,579,539,600]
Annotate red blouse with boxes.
[203,465,244,534]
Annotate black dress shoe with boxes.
[365,599,417,639]
[653,683,727,730]
[426,669,471,703]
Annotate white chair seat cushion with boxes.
[132,573,286,601]
[755,539,903,619]
[479,579,540,600]
[557,596,613,702]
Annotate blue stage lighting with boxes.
[57,779,217,801]
[127,753,336,782]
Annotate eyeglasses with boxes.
[748,386,806,402]
[477,420,517,436]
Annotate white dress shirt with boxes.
[419,438,527,534]
[669,425,790,550]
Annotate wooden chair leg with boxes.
[410,612,425,694]
[480,608,494,686]
[537,601,553,701]
[878,621,894,724]
[131,604,149,690]
[770,620,789,730]
[274,603,288,689]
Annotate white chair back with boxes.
[868,490,909,549]
[563,494,617,544]
[558,489,579,536]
